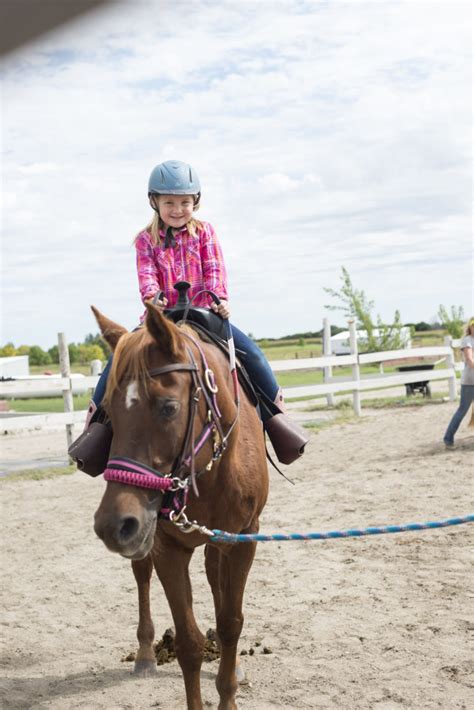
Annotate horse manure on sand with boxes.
[122,628,221,666]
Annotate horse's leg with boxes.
[204,545,245,684]
[131,555,157,676]
[208,539,258,710]
[155,539,205,710]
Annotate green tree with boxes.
[437,305,465,339]
[78,344,105,363]
[48,345,59,364]
[0,342,17,357]
[16,345,31,356]
[84,332,109,358]
[68,343,80,364]
[28,345,52,366]
[324,267,406,352]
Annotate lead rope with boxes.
[168,514,474,541]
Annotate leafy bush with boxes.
[28,345,52,366]
[437,305,465,339]
[0,342,16,357]
[78,344,104,363]
[324,267,406,352]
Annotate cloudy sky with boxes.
[2,0,472,349]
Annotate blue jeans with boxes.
[93,356,112,407]
[443,385,474,444]
[230,323,279,402]
[93,322,279,409]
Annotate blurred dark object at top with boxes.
[0,0,113,57]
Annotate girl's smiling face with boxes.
[156,194,195,229]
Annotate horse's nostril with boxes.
[119,516,140,542]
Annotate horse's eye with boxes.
[157,399,181,419]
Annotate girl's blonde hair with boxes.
[465,317,474,336]
[134,195,202,246]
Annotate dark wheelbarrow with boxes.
[396,362,438,397]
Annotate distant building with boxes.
[0,355,29,378]
[330,328,412,355]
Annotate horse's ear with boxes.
[145,302,181,356]
[91,306,128,351]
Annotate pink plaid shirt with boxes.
[135,221,228,314]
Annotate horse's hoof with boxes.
[134,659,158,677]
[235,664,247,684]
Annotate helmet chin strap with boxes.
[149,195,160,214]
[147,199,179,249]
[148,194,200,249]
[164,226,176,249]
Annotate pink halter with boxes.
[103,328,239,506]
[104,458,176,491]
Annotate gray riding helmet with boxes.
[148,160,201,197]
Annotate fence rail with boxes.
[1,410,87,432]
[0,326,464,437]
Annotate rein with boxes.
[103,320,239,521]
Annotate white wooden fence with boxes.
[0,325,463,438]
[278,324,461,416]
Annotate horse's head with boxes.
[92,303,198,560]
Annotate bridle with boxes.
[102,328,240,522]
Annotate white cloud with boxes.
[1,0,472,347]
[259,173,299,193]
[17,162,61,175]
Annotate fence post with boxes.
[444,335,457,401]
[90,359,102,376]
[323,318,335,407]
[58,332,74,454]
[349,320,361,416]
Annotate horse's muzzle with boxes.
[94,505,157,559]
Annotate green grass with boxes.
[411,330,446,347]
[276,362,405,388]
[302,408,358,431]
[9,331,460,413]
[9,364,458,412]
[260,329,450,360]
[305,392,447,412]
[304,399,354,412]
[7,394,90,413]
[1,465,76,482]
[355,393,447,409]
[260,341,322,361]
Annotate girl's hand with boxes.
[211,299,230,319]
[150,294,168,312]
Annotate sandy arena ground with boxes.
[1,401,473,709]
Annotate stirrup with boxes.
[264,413,308,465]
[69,404,112,477]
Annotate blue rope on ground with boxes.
[210,515,474,543]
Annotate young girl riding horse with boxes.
[82,159,307,465]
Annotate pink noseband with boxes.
[104,458,175,491]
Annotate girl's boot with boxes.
[264,388,309,465]
[68,400,112,477]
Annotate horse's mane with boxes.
[104,328,154,403]
[103,323,199,404]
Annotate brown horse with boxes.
[92,302,269,710]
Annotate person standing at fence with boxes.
[443,317,474,449]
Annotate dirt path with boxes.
[1,402,473,709]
